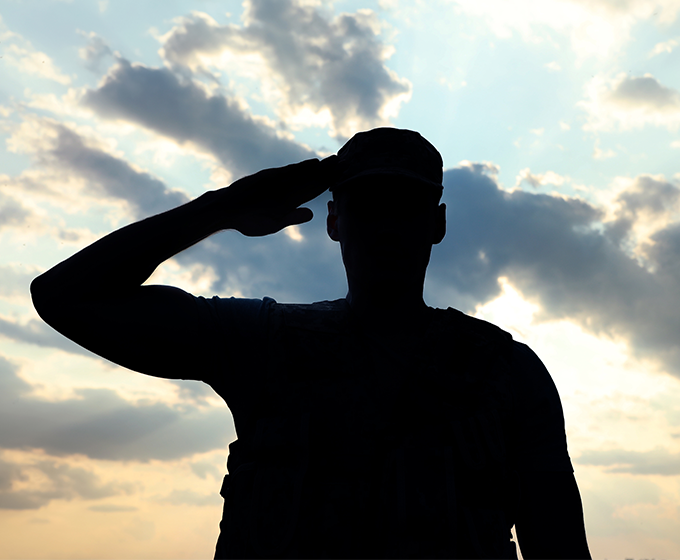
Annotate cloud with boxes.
[575,446,680,475]
[156,1,411,139]
[0,16,70,85]
[6,116,189,220]
[515,168,568,189]
[648,38,678,57]
[0,264,44,302]
[426,164,680,377]
[0,315,98,358]
[82,58,316,181]
[166,379,217,405]
[580,73,680,131]
[154,488,221,506]
[448,0,680,60]
[614,175,680,217]
[78,31,114,73]
[0,191,34,230]
[593,138,616,160]
[0,355,235,461]
[2,45,71,86]
[606,174,680,259]
[189,460,222,481]
[610,75,680,110]
[0,455,135,510]
[46,124,189,218]
[88,504,139,512]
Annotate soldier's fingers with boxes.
[282,207,314,227]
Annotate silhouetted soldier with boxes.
[31,128,591,559]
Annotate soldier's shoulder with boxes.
[433,306,514,347]
[272,299,349,332]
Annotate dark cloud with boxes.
[574,446,680,475]
[616,175,680,216]
[0,455,135,510]
[426,164,680,376]
[0,315,100,358]
[0,355,235,462]
[82,59,315,180]
[159,1,410,139]
[609,75,680,110]
[428,163,607,309]
[646,223,680,282]
[39,121,189,219]
[0,191,33,229]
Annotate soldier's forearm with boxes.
[31,187,241,309]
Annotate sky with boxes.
[1,0,680,558]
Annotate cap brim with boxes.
[329,167,443,192]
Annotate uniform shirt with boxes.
[194,295,573,474]
[196,296,573,558]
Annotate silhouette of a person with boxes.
[31,128,591,559]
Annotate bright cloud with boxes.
[157,0,412,140]
[0,18,72,85]
[577,447,680,475]
[648,38,679,57]
[515,168,569,189]
[2,44,72,86]
[449,0,680,60]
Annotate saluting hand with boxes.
[226,156,338,237]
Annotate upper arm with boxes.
[511,341,573,471]
[515,470,591,559]
[32,282,226,379]
[509,342,590,557]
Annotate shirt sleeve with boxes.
[510,341,574,472]
[192,295,276,390]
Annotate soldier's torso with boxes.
[216,300,519,559]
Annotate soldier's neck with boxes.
[345,285,429,329]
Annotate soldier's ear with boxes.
[433,203,446,245]
[327,200,340,242]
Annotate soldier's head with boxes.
[326,128,446,286]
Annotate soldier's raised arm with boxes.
[30,157,336,378]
